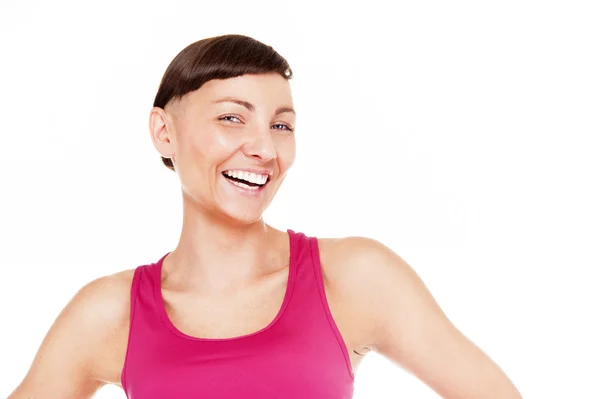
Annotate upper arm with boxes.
[337,237,522,399]
[8,271,132,399]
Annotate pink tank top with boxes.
[121,229,355,398]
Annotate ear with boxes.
[149,106,176,161]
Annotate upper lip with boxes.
[222,168,273,176]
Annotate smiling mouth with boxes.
[221,172,271,189]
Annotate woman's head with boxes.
[149,34,296,225]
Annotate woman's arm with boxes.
[8,272,132,399]
[333,236,522,399]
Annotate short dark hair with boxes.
[152,34,294,171]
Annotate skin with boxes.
[8,72,522,399]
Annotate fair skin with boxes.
[9,72,521,399]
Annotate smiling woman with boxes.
[151,70,297,223]
[8,34,522,399]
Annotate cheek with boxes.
[277,137,296,171]
[180,128,233,163]
[205,127,246,157]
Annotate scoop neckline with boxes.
[153,229,297,342]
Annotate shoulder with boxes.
[316,235,413,288]
[55,268,137,379]
[9,268,138,397]
[60,268,136,340]
[34,268,136,344]
[77,268,136,353]
[74,268,136,316]
[315,237,523,398]
[315,235,428,342]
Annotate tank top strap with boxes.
[287,229,311,273]
[286,230,355,382]
[121,254,168,392]
[121,264,142,390]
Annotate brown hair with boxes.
[152,34,294,171]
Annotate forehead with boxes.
[187,73,293,108]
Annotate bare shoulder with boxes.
[63,268,135,351]
[315,235,434,341]
[78,268,135,319]
[66,268,136,382]
[316,235,522,398]
[316,235,405,293]
[314,236,403,339]
[8,268,136,398]
[315,235,443,350]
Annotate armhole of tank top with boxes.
[308,236,356,382]
[121,265,143,394]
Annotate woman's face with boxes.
[150,72,296,224]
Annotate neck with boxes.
[162,196,287,294]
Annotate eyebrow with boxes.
[213,97,295,116]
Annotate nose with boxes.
[242,127,277,162]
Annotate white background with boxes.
[1,1,599,398]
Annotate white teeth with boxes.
[229,180,260,190]
[224,170,269,185]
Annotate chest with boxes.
[123,270,356,398]
[160,274,367,375]
[162,286,285,339]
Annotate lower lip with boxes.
[222,175,269,196]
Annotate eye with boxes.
[272,123,294,132]
[219,115,293,132]
[219,114,242,123]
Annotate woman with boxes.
[9,34,522,398]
